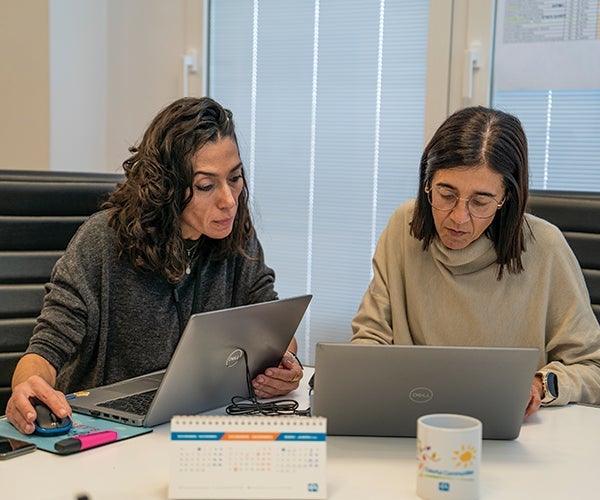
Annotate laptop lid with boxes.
[311,343,539,440]
[70,294,312,427]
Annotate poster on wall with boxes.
[494,0,600,90]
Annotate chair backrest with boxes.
[527,190,600,325]
[0,169,123,413]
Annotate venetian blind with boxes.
[208,0,430,363]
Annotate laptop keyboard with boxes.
[97,389,157,415]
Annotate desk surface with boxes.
[3,367,600,500]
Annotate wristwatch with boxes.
[536,371,558,405]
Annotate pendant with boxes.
[186,265,191,275]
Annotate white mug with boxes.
[416,413,482,500]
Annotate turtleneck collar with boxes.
[430,234,497,276]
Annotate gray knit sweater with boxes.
[26,210,277,393]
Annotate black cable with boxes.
[225,349,310,416]
[172,287,185,336]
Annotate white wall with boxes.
[50,1,108,172]
[1,0,205,174]
[105,0,204,172]
[0,0,50,170]
[51,0,205,174]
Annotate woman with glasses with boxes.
[351,106,600,418]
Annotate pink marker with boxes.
[54,430,118,454]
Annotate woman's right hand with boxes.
[6,375,71,435]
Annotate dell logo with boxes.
[409,387,433,403]
[225,348,244,368]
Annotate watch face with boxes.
[546,372,558,398]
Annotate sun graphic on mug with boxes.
[452,444,477,468]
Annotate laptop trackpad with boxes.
[108,378,160,396]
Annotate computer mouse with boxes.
[32,399,73,436]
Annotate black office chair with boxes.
[528,190,600,325]
[0,170,123,413]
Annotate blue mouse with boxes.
[32,399,73,436]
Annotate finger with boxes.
[252,375,286,398]
[267,366,303,383]
[530,398,541,417]
[38,391,72,418]
[252,369,301,398]
[525,402,539,419]
[524,390,535,418]
[524,401,533,420]
[26,376,71,418]
[254,385,279,399]
[5,397,36,434]
[524,389,541,419]
[254,377,300,398]
[265,366,301,382]
[9,413,34,434]
[281,351,304,371]
[252,376,288,397]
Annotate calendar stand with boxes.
[169,415,327,499]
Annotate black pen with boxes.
[54,430,118,454]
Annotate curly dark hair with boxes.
[104,97,253,282]
[410,106,529,279]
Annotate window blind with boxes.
[492,90,600,191]
[208,0,430,363]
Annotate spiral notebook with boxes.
[169,415,327,499]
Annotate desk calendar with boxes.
[169,415,327,499]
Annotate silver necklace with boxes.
[184,240,200,275]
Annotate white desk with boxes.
[3,367,600,499]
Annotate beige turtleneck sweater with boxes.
[351,199,600,406]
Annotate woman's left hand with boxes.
[524,377,543,419]
[252,352,303,398]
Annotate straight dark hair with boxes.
[410,106,529,279]
[104,97,253,282]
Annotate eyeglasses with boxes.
[425,185,505,219]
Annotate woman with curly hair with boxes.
[7,97,302,434]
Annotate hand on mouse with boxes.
[6,374,72,435]
[30,397,73,436]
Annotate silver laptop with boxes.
[312,343,539,440]
[69,295,312,427]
